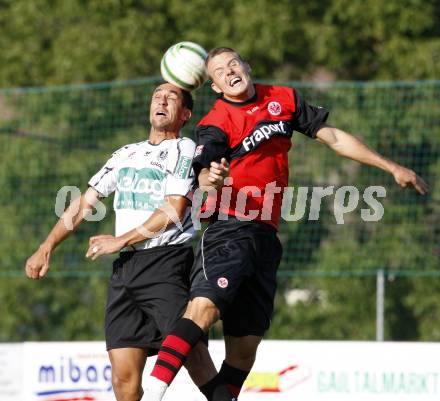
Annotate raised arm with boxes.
[315,125,428,195]
[25,187,102,279]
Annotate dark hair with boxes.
[155,81,193,111]
[205,47,244,68]
[181,89,194,111]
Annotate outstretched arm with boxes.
[25,187,102,279]
[315,125,428,195]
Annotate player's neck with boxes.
[149,129,179,144]
[223,83,256,103]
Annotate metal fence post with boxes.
[376,269,385,341]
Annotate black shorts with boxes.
[105,244,193,354]
[190,218,283,337]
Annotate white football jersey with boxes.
[88,138,196,250]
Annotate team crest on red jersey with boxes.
[268,101,282,116]
[217,277,228,288]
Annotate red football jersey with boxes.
[193,84,329,230]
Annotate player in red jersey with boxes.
[144,48,428,401]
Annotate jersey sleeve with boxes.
[164,138,196,199]
[88,149,122,197]
[291,89,329,138]
[192,125,229,176]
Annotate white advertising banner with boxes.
[239,341,440,401]
[0,343,22,401]
[21,342,206,401]
[22,342,113,401]
[4,340,440,401]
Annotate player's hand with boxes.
[86,235,126,261]
[391,165,428,195]
[207,158,230,189]
[25,245,51,279]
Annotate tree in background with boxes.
[0,0,439,87]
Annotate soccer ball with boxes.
[160,41,208,91]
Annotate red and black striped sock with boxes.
[151,318,204,385]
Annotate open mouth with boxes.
[229,77,242,87]
[155,110,167,116]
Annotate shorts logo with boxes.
[217,277,228,289]
[195,145,204,156]
[268,101,282,116]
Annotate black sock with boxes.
[218,361,250,398]
[200,374,224,400]
[200,376,235,401]
[199,361,250,400]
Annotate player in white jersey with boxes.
[87,136,196,251]
[25,82,229,401]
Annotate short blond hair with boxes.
[205,47,244,69]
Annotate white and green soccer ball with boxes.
[160,41,208,91]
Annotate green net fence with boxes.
[1,78,438,276]
[0,78,439,341]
